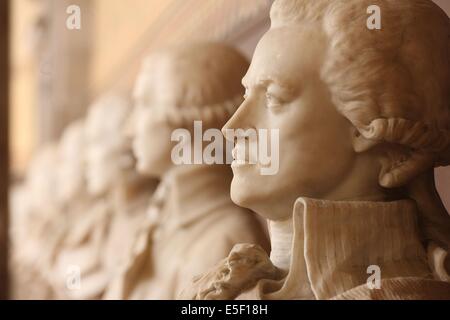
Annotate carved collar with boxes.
[263,197,432,300]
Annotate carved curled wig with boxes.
[270,0,450,280]
[139,43,249,129]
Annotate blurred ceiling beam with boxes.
[89,0,273,101]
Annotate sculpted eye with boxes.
[265,92,283,109]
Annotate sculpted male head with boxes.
[56,120,86,205]
[85,94,134,196]
[223,0,450,220]
[130,43,249,177]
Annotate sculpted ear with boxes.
[350,127,434,188]
[351,127,380,153]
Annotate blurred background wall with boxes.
[9,0,272,178]
[8,0,450,209]
[10,0,94,178]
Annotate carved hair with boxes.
[86,94,130,147]
[271,0,450,279]
[138,43,248,129]
[271,0,450,174]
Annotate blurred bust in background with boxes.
[50,119,106,299]
[10,143,60,299]
[55,94,157,299]
[104,42,269,300]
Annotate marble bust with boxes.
[48,120,89,297]
[104,43,270,300]
[182,0,450,300]
[56,95,157,299]
[56,120,87,207]
[11,144,60,299]
[50,119,107,299]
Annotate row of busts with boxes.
[9,0,450,300]
[10,43,270,300]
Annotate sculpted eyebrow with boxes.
[243,77,295,95]
[258,78,292,91]
[258,79,296,100]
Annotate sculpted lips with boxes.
[231,141,258,167]
[231,145,249,168]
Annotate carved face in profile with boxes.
[131,69,176,178]
[85,96,133,195]
[224,0,450,222]
[130,44,249,178]
[223,26,358,220]
[56,121,86,204]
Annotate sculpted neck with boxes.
[262,180,395,274]
[265,188,403,273]
[268,217,294,272]
[254,156,395,222]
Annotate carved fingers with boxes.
[178,243,283,300]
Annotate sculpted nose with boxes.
[222,98,253,142]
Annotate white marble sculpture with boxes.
[182,0,450,300]
[11,144,61,299]
[104,43,270,300]
[80,94,156,297]
[49,119,105,299]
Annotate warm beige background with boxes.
[10,0,38,176]
[9,0,271,176]
[89,0,173,96]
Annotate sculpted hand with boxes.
[179,243,283,300]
